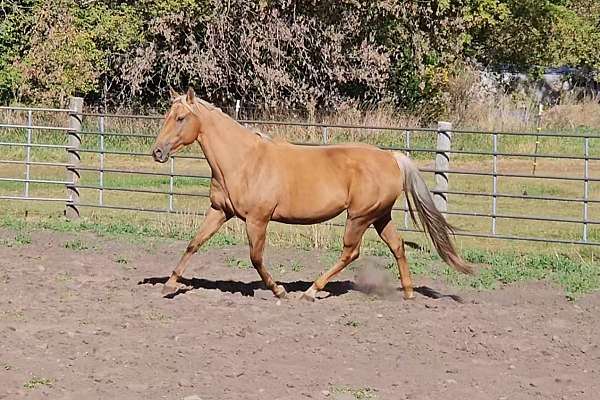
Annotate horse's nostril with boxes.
[153,148,162,159]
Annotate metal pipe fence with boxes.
[1,99,598,246]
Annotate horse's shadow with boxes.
[138,276,464,302]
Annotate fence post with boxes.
[322,126,329,144]
[235,99,241,120]
[99,115,105,206]
[434,121,452,213]
[403,130,411,228]
[65,97,83,219]
[532,103,543,175]
[583,136,589,242]
[24,109,33,198]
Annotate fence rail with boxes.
[1,98,598,246]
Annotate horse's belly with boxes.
[271,185,348,224]
[271,205,346,225]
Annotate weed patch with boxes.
[64,239,89,251]
[226,257,252,269]
[24,377,53,389]
[330,386,378,400]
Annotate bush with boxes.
[1,0,598,118]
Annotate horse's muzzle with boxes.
[152,146,169,163]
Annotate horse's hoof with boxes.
[299,292,316,302]
[274,285,288,299]
[403,290,415,300]
[162,283,179,297]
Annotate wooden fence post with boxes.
[65,97,83,219]
[434,121,452,213]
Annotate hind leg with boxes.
[301,217,370,301]
[374,214,414,300]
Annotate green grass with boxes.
[64,239,89,251]
[275,260,304,275]
[14,232,31,245]
[393,248,600,300]
[0,231,31,247]
[225,256,252,269]
[290,260,304,272]
[80,173,211,190]
[330,386,378,400]
[0,213,239,246]
[0,216,26,230]
[23,377,53,390]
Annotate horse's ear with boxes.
[186,87,195,104]
[169,87,179,100]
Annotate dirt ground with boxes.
[0,229,599,400]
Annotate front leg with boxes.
[162,207,229,296]
[246,219,287,298]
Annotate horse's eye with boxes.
[176,115,185,122]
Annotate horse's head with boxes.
[152,87,202,163]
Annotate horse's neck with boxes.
[198,114,259,186]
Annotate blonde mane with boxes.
[174,95,280,142]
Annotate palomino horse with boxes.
[151,88,474,301]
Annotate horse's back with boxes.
[278,142,401,184]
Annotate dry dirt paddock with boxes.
[0,229,599,400]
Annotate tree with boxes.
[0,0,598,114]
